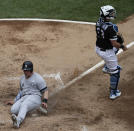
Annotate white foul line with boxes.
[64,41,134,89]
[0,18,96,25]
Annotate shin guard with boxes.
[110,70,120,90]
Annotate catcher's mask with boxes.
[100,5,116,20]
[22,61,33,72]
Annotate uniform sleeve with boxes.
[108,25,118,41]
[14,90,22,102]
[20,78,22,90]
[37,76,47,91]
[20,75,24,90]
[14,76,23,102]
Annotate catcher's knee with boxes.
[110,68,120,90]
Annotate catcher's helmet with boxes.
[22,61,33,72]
[100,5,116,20]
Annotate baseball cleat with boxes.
[109,90,121,100]
[115,90,121,97]
[109,93,117,100]
[11,114,20,128]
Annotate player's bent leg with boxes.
[11,99,22,115]
[17,95,41,125]
[11,99,23,128]
[96,48,122,100]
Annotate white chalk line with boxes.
[1,72,64,89]
[0,18,96,25]
[43,72,65,89]
[64,41,134,89]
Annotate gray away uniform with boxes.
[11,72,47,124]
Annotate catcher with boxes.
[95,5,127,100]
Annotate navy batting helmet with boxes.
[22,61,33,72]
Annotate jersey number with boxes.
[97,27,104,39]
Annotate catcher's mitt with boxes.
[117,33,124,44]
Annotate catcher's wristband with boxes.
[120,45,125,49]
[43,98,48,103]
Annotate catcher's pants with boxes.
[96,46,118,71]
[11,95,41,124]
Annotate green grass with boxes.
[0,0,134,23]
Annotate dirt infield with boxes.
[0,16,134,131]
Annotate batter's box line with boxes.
[43,72,65,89]
[1,72,65,89]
